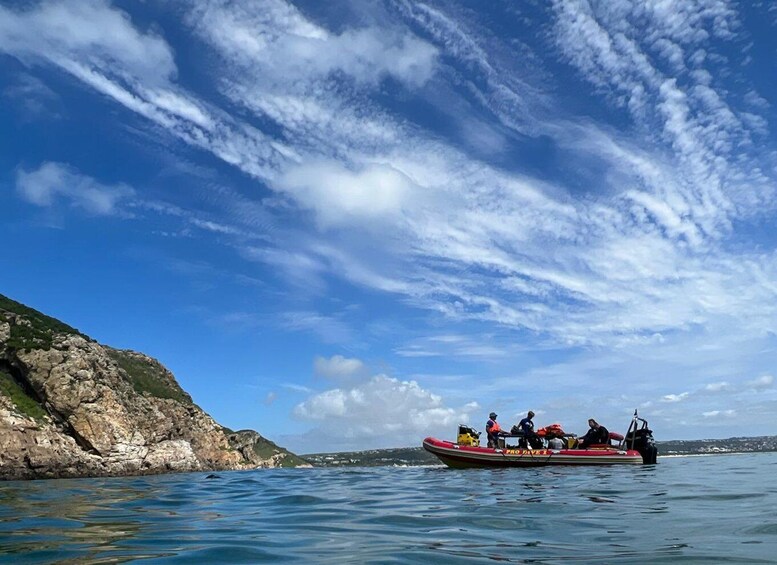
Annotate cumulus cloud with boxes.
[704,381,731,393]
[275,161,416,228]
[16,162,134,216]
[314,355,367,383]
[661,392,690,403]
[292,374,475,449]
[746,375,774,390]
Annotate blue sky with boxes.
[2,0,776,453]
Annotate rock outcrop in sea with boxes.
[0,293,308,480]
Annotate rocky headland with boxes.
[0,293,308,480]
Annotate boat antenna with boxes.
[626,409,638,451]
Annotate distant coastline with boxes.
[305,436,777,467]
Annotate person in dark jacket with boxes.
[578,418,609,448]
[517,410,538,448]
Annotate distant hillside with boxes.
[0,293,308,479]
[305,436,777,467]
[658,436,777,455]
[305,446,440,467]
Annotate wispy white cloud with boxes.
[661,392,690,403]
[395,333,509,359]
[240,245,327,292]
[3,73,61,118]
[4,0,777,445]
[550,0,773,241]
[394,0,549,136]
[187,0,438,88]
[0,0,175,84]
[6,1,776,354]
[16,162,134,216]
[280,311,358,346]
[282,383,313,394]
[0,0,291,183]
[702,409,735,418]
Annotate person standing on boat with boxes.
[485,412,502,448]
[578,418,609,449]
[517,411,539,448]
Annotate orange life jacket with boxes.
[486,420,501,434]
[537,423,565,438]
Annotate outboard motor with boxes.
[624,410,658,464]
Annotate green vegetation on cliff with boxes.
[0,294,87,351]
[0,369,47,421]
[252,435,310,468]
[0,292,309,473]
[107,349,192,404]
[227,429,311,468]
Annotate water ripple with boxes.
[0,453,776,563]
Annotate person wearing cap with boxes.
[517,410,538,448]
[485,412,502,448]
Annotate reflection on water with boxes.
[1,453,775,564]
[0,478,167,563]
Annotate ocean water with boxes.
[1,452,776,564]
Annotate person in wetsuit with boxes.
[578,418,609,449]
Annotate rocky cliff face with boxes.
[0,294,309,480]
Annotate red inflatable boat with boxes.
[423,411,657,468]
[422,437,643,468]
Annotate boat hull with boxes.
[423,437,644,468]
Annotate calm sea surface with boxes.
[1,452,776,564]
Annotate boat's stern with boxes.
[624,411,658,464]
